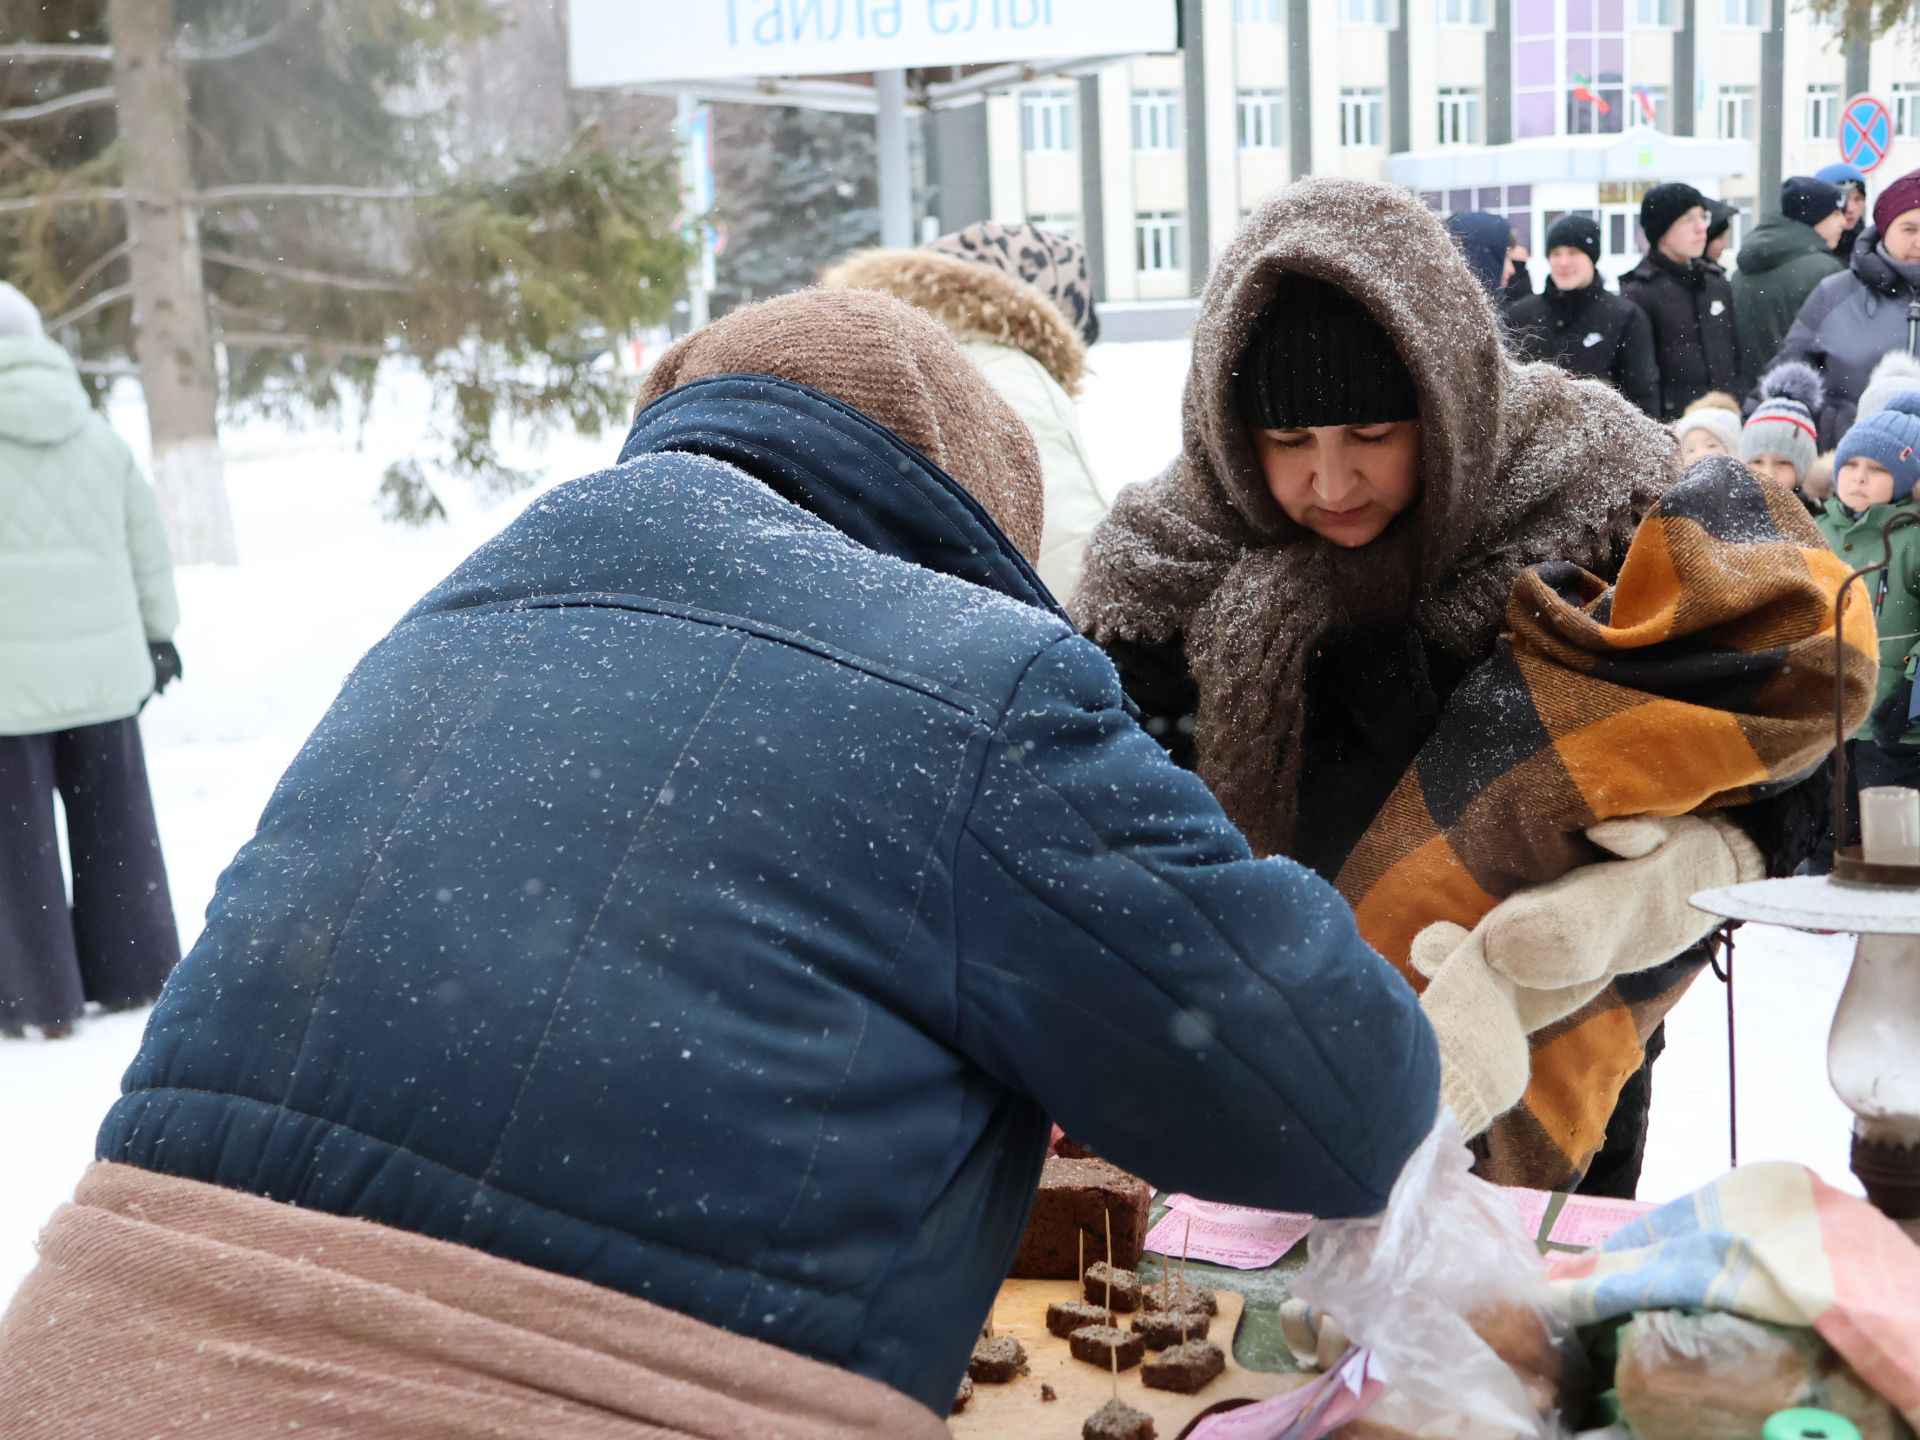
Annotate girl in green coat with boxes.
[1816,391,1920,853]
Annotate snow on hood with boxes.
[0,335,94,446]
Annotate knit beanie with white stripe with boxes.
[1742,361,1824,484]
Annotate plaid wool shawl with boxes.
[1335,458,1878,1190]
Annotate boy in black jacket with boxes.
[1509,215,1660,418]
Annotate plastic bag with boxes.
[1289,1109,1574,1439]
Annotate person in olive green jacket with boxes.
[0,281,182,1038]
[1816,391,1920,860]
[1733,177,1848,390]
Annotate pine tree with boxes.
[710,103,881,315]
[0,0,693,558]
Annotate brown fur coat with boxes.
[821,247,1087,397]
[1075,179,1679,859]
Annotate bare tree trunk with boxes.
[107,0,237,566]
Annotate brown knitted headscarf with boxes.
[1075,179,1677,858]
[637,287,1046,563]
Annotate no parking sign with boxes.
[1840,94,1894,173]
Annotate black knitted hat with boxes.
[1781,175,1845,229]
[1545,214,1601,264]
[1236,274,1419,430]
[1640,182,1708,245]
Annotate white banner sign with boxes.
[568,0,1177,87]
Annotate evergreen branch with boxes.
[45,282,132,331]
[184,21,297,63]
[202,246,410,292]
[217,330,393,359]
[0,43,114,63]
[0,86,119,124]
[194,183,422,204]
[54,238,136,307]
[0,187,126,215]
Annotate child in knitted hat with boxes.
[1742,361,1824,501]
[1673,392,1743,466]
[1817,390,1920,852]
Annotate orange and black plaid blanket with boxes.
[1335,459,1877,1190]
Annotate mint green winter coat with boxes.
[0,335,179,736]
[1818,494,1920,746]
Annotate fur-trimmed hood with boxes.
[821,247,1087,396]
[1076,178,1677,858]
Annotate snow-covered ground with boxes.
[0,340,1860,1304]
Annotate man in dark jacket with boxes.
[73,289,1436,1425]
[1622,181,1741,418]
[1732,176,1847,390]
[1508,214,1660,416]
[1755,166,1920,449]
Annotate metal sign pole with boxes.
[875,68,914,249]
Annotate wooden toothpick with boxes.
[1078,1227,1085,1289]
[1109,1317,1119,1400]
[1180,1216,1193,1347]
[1104,1209,1114,1325]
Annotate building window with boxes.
[1514,0,1625,140]
[1437,86,1483,145]
[1028,213,1080,240]
[1443,183,1534,251]
[1633,83,1670,130]
[1896,82,1920,139]
[1722,0,1765,25]
[1136,212,1183,273]
[1437,0,1490,25]
[1237,88,1286,149]
[1341,0,1394,25]
[1235,0,1283,20]
[1021,90,1076,153]
[1806,84,1840,141]
[1718,85,1754,140]
[1633,0,1678,24]
[1132,89,1181,152]
[1340,87,1385,147]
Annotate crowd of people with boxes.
[0,163,1912,1433]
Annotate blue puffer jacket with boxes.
[101,376,1437,1415]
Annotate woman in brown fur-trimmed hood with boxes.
[1077,179,1830,1197]
[824,222,1107,599]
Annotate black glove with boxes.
[1870,676,1916,752]
[149,641,183,696]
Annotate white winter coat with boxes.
[821,248,1108,601]
[0,335,179,736]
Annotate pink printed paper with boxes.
[1143,1194,1314,1270]
[1505,1187,1554,1240]
[1187,1348,1385,1440]
[1546,1195,1652,1250]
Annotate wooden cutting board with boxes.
[949,1278,1313,1440]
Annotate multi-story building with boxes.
[964,0,1918,300]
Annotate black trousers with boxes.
[0,717,180,1028]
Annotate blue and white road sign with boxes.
[1840,94,1893,174]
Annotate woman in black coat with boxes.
[1508,215,1660,417]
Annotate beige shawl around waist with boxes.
[0,1161,948,1440]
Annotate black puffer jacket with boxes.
[1508,279,1661,418]
[1749,229,1920,449]
[1620,250,1740,419]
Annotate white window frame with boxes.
[1237,87,1286,150]
[1135,212,1184,274]
[1131,88,1181,152]
[1632,0,1679,25]
[1234,0,1283,21]
[1340,0,1394,26]
[1028,213,1080,240]
[1721,0,1765,27]
[1020,89,1076,154]
[1437,85,1483,145]
[1340,87,1384,148]
[1806,83,1840,141]
[1718,85,1754,141]
[1436,0,1490,26]
[1896,82,1920,140]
